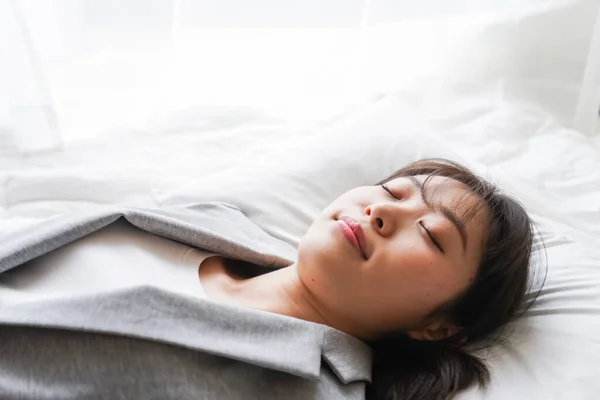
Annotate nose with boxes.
[364,201,414,237]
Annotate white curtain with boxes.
[1,0,599,153]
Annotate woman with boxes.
[0,158,540,400]
[201,158,540,399]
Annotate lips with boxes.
[337,216,367,259]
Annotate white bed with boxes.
[2,92,599,399]
[2,1,600,399]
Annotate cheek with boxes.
[368,246,454,307]
[382,244,435,280]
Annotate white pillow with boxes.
[156,96,478,247]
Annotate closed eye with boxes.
[381,184,398,200]
[382,183,445,254]
[420,221,444,253]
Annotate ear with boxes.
[406,319,461,341]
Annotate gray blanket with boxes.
[0,203,372,399]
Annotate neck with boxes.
[215,265,331,327]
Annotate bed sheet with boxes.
[0,106,303,240]
[1,95,600,400]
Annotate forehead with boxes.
[393,174,482,208]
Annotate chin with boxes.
[301,216,355,262]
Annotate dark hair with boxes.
[366,158,545,400]
[224,158,545,400]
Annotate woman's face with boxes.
[297,175,490,340]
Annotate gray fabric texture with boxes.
[0,202,372,399]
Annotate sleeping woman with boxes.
[0,158,541,400]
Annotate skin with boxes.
[199,175,490,342]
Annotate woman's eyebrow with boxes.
[407,176,468,252]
